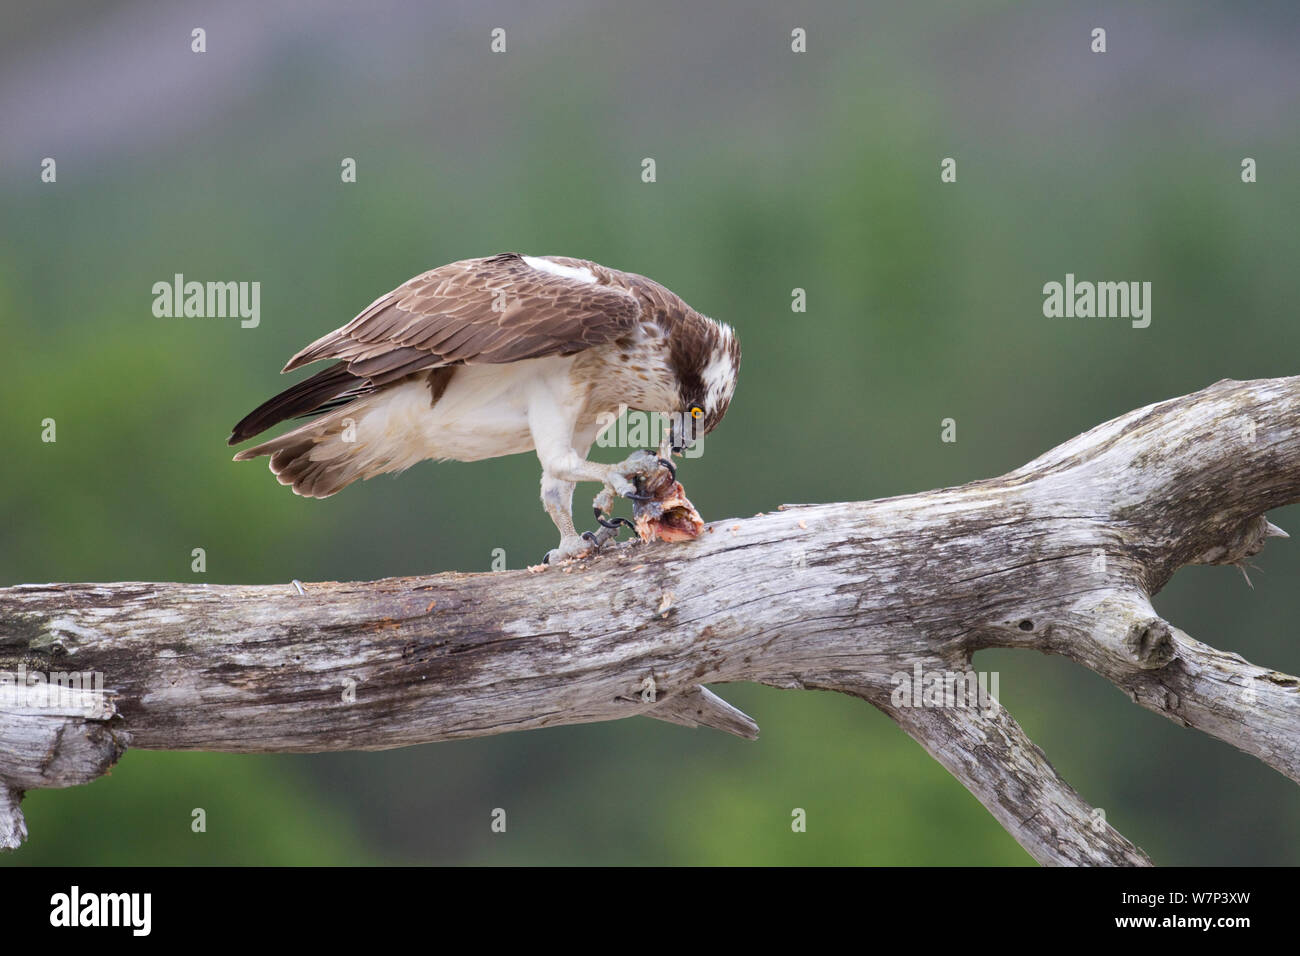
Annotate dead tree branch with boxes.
[4,376,1300,864]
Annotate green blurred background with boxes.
[3,0,1298,865]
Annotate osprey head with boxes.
[667,318,741,454]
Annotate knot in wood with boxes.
[1124,617,1176,669]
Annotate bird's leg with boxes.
[533,417,674,562]
[534,451,668,563]
[540,473,591,564]
[538,465,639,562]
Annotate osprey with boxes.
[229,253,741,562]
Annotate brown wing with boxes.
[281,252,642,382]
[228,253,640,446]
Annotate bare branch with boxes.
[3,376,1300,863]
[865,681,1152,866]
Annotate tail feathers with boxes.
[228,362,368,445]
[233,399,425,499]
[270,436,364,499]
[234,422,368,499]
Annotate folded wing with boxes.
[229,253,640,445]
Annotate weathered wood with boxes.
[3,376,1300,864]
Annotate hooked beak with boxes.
[660,416,685,458]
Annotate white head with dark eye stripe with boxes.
[668,319,741,451]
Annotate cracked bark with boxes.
[2,376,1299,864]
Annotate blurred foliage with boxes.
[2,0,1298,864]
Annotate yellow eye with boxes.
[690,406,704,420]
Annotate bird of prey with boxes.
[229,253,741,563]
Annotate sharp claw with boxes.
[593,511,636,533]
[657,457,676,481]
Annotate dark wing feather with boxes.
[228,362,369,444]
